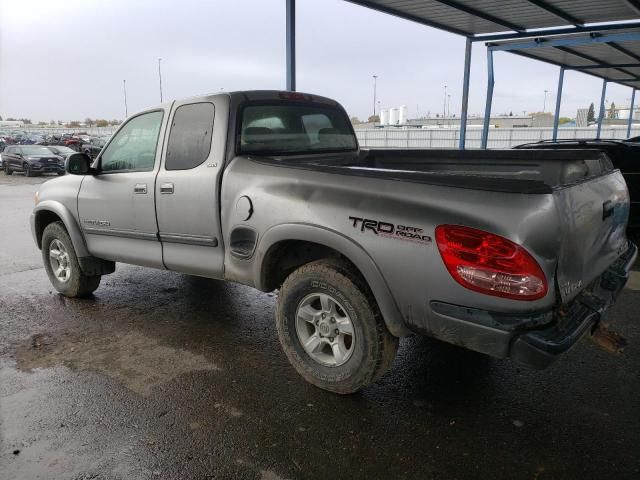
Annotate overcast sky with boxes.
[0,0,635,123]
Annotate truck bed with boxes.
[256,148,614,194]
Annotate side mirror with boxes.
[66,152,93,175]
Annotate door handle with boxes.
[160,183,174,194]
[134,183,147,194]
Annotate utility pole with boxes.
[158,58,163,103]
[123,80,128,118]
[447,94,451,126]
[372,75,378,119]
[443,85,447,124]
[543,89,549,113]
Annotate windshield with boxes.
[21,146,54,155]
[239,104,357,155]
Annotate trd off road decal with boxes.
[348,216,432,245]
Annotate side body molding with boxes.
[253,224,411,337]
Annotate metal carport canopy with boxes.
[344,1,640,37]
[483,28,640,143]
[318,0,640,148]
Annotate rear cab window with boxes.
[239,103,357,156]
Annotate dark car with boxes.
[81,137,107,159]
[3,145,65,176]
[514,139,640,231]
[45,145,76,161]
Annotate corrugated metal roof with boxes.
[491,28,640,89]
[347,0,640,36]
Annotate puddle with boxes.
[16,330,220,396]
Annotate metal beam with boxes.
[286,0,296,91]
[554,46,639,81]
[526,0,583,26]
[597,79,608,140]
[481,48,495,149]
[626,1,640,15]
[459,38,472,149]
[628,88,636,138]
[608,42,640,63]
[474,21,640,42]
[488,31,640,52]
[552,67,565,141]
[344,0,470,36]
[432,0,525,32]
[572,63,640,70]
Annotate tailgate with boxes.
[555,170,630,303]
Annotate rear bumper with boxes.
[429,241,637,369]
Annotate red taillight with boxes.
[435,225,547,301]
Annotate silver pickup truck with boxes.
[32,90,636,393]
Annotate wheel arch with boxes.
[254,224,410,337]
[33,200,89,257]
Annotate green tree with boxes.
[96,119,109,127]
[587,103,596,123]
[608,102,618,119]
[368,115,380,123]
[350,116,362,125]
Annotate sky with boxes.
[0,0,636,123]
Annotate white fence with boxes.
[356,126,640,149]
[11,126,120,136]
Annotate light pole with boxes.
[443,85,447,124]
[158,58,163,103]
[543,89,549,113]
[372,75,378,119]
[447,94,451,126]
[123,79,128,118]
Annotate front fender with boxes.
[254,223,410,337]
[32,200,89,257]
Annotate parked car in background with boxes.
[514,139,640,232]
[3,145,65,176]
[81,137,107,159]
[46,145,76,161]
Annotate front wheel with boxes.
[41,221,101,297]
[23,163,32,177]
[276,259,398,394]
[4,164,12,175]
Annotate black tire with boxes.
[23,163,32,177]
[41,221,101,297]
[5,164,12,175]
[276,259,398,394]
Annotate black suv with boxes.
[515,139,640,232]
[81,137,108,159]
[3,145,65,176]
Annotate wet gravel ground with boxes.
[1,174,639,479]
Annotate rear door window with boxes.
[165,102,215,170]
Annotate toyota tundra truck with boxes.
[31,90,636,393]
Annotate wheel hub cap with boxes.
[49,239,71,283]
[295,293,355,367]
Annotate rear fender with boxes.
[254,224,410,337]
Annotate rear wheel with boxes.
[42,221,101,297]
[276,259,398,394]
[23,163,32,177]
[4,163,12,175]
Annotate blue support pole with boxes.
[459,38,472,149]
[596,79,607,140]
[627,88,636,138]
[286,0,296,91]
[552,67,565,142]
[481,48,494,149]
